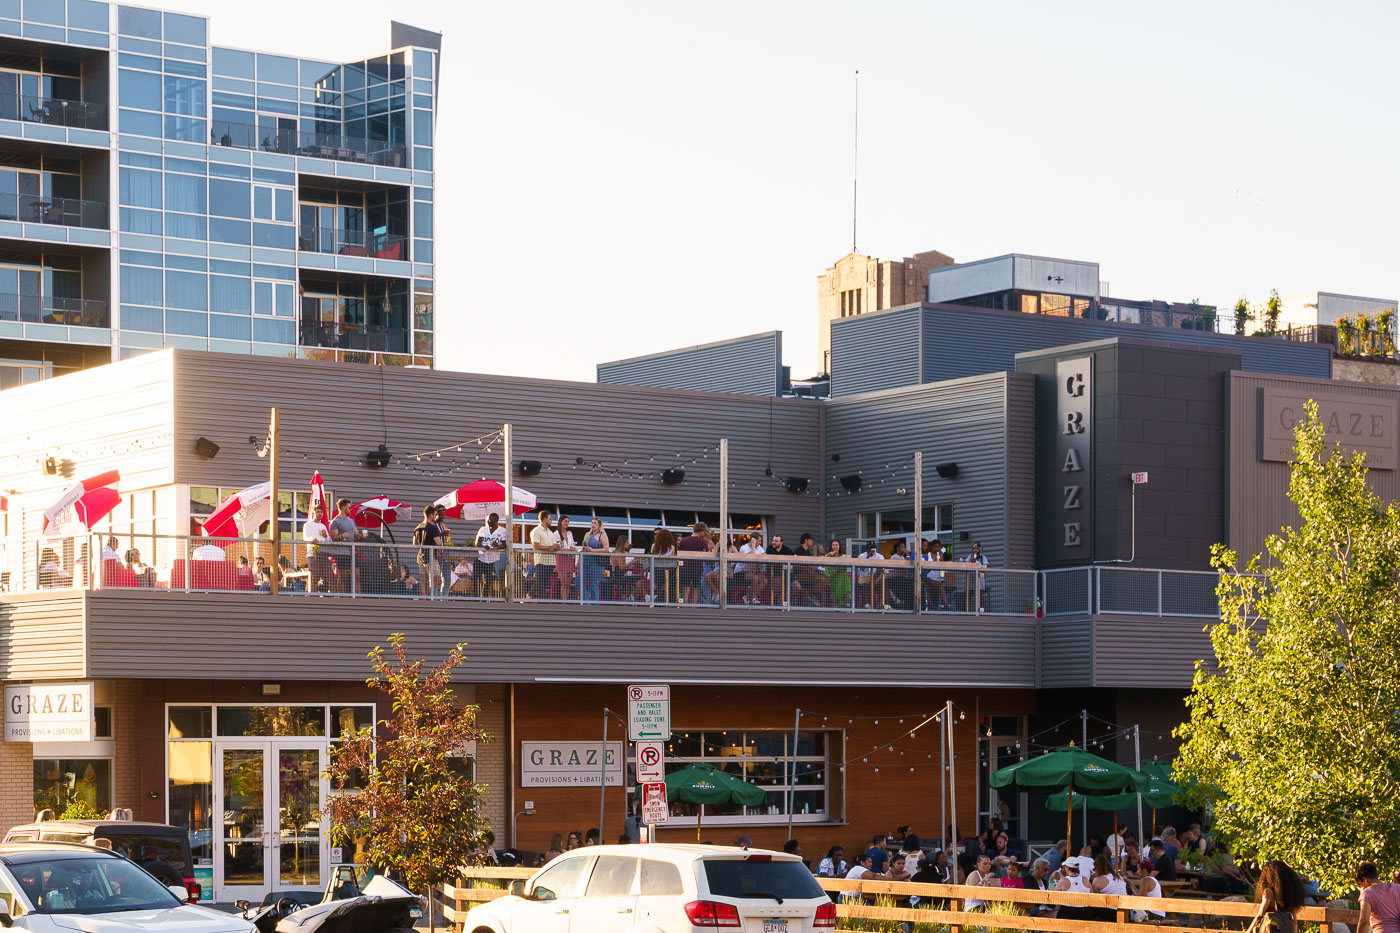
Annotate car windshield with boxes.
[701,858,825,900]
[7,856,182,914]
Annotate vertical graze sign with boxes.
[1057,358,1092,559]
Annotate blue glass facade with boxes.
[0,0,437,379]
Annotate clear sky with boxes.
[164,0,1400,381]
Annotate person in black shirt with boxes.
[792,532,828,606]
[766,533,795,605]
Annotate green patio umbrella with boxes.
[634,763,768,841]
[1045,774,1179,868]
[990,744,1148,853]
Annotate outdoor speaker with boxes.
[518,459,542,476]
[936,462,959,479]
[840,474,862,492]
[365,444,391,469]
[193,436,220,460]
[661,468,685,485]
[785,476,809,493]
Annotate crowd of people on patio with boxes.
[32,502,994,610]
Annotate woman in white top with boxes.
[964,855,1000,910]
[555,515,578,601]
[1134,873,1166,921]
[1091,853,1129,897]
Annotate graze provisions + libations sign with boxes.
[6,683,94,741]
[520,741,624,786]
[1259,388,1398,469]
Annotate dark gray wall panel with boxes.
[597,332,783,397]
[1037,618,1092,687]
[830,306,921,397]
[81,591,1040,687]
[1090,617,1214,688]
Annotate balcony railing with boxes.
[0,192,107,228]
[4,533,1226,619]
[210,119,407,167]
[0,293,108,327]
[0,92,107,130]
[298,225,406,261]
[299,323,409,353]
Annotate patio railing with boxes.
[3,532,1226,619]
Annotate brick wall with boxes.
[114,679,141,813]
[0,732,32,830]
[817,249,955,374]
[473,683,507,843]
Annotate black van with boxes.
[2,818,200,902]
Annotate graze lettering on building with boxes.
[1261,388,1399,469]
[1056,358,1093,556]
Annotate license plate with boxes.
[752,920,791,933]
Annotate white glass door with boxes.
[215,740,329,902]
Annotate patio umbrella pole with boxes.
[696,805,702,843]
[1066,777,1073,855]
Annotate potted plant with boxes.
[1379,308,1395,356]
[1337,316,1356,356]
[1025,596,1044,618]
[1357,312,1373,357]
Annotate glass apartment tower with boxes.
[0,0,438,387]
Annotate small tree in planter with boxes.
[1337,316,1355,356]
[1356,312,1373,357]
[1379,308,1395,356]
[1261,289,1284,336]
[1232,298,1252,336]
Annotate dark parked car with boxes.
[3,816,201,902]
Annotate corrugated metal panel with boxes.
[0,593,86,679]
[1037,618,1092,687]
[82,590,1040,687]
[0,350,176,515]
[918,305,1331,383]
[927,256,1014,302]
[1004,374,1036,568]
[596,332,782,397]
[1010,256,1100,297]
[1090,617,1213,688]
[169,351,822,533]
[1227,372,1400,561]
[823,373,1025,569]
[830,305,921,397]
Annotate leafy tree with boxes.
[60,799,105,820]
[1233,297,1252,336]
[1177,401,1400,893]
[325,633,492,930]
[1261,288,1284,335]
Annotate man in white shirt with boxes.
[529,510,560,598]
[303,504,333,592]
[101,536,120,562]
[474,512,507,596]
[856,542,884,608]
[735,532,769,605]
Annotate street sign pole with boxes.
[599,708,609,841]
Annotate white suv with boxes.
[467,844,836,933]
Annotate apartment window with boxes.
[643,730,832,824]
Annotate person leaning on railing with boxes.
[823,539,851,607]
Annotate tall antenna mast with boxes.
[852,68,859,253]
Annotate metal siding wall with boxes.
[1037,618,1092,687]
[596,332,782,396]
[1090,618,1213,688]
[82,591,1040,687]
[1227,372,1400,561]
[1004,374,1036,568]
[0,594,86,679]
[927,256,1014,303]
[823,373,1019,568]
[168,351,822,533]
[0,351,176,515]
[830,306,921,397]
[917,306,1331,384]
[1012,257,1100,297]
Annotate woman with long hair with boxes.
[1247,861,1306,933]
[651,528,678,603]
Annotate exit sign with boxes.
[1131,472,1149,485]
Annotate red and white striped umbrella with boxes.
[347,497,411,529]
[309,471,328,523]
[200,482,272,538]
[42,470,122,540]
[434,479,536,521]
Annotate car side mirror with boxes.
[509,881,526,898]
[168,884,190,901]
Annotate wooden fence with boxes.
[439,867,1360,933]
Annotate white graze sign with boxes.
[6,683,93,742]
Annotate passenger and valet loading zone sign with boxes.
[1057,358,1093,560]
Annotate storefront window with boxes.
[217,706,325,737]
[34,758,112,815]
[169,705,213,738]
[168,740,212,862]
[332,705,373,739]
[647,730,831,824]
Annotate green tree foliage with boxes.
[1177,401,1400,893]
[1262,288,1284,335]
[325,633,492,906]
[1233,297,1253,336]
[59,799,105,820]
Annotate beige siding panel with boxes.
[0,593,86,679]
[83,591,1039,687]
[823,373,1023,567]
[168,351,822,535]
[1227,372,1400,562]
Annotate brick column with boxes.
[473,683,507,840]
[113,679,142,813]
[0,736,33,830]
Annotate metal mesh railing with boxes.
[1094,566,1221,617]
[1041,567,1091,616]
